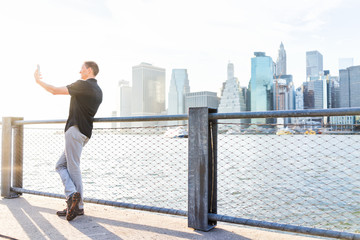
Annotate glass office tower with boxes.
[249,52,274,125]
[167,69,190,115]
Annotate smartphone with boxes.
[37,64,40,78]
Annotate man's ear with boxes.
[88,67,94,76]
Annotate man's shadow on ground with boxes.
[0,196,251,240]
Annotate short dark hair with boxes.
[84,61,99,76]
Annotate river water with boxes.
[19,128,360,233]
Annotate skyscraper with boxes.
[303,78,325,109]
[339,66,360,108]
[132,62,165,126]
[276,42,286,76]
[332,66,360,130]
[118,80,132,127]
[218,62,247,125]
[306,51,323,78]
[249,52,274,124]
[303,71,338,111]
[274,43,295,125]
[167,69,190,115]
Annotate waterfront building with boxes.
[132,62,166,126]
[332,66,360,130]
[118,80,132,127]
[339,65,360,128]
[306,51,323,78]
[302,70,340,127]
[218,62,247,126]
[339,66,360,108]
[185,91,219,110]
[249,52,274,125]
[330,116,355,131]
[339,68,350,108]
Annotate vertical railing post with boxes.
[1,117,20,198]
[188,107,217,231]
[13,118,23,191]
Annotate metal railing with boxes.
[1,108,360,240]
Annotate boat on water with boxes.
[276,127,294,135]
[276,129,293,135]
[163,127,188,138]
[304,130,316,135]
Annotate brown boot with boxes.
[56,208,84,216]
[66,192,81,221]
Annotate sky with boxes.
[1,0,360,120]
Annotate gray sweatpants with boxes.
[55,126,89,209]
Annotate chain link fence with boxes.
[217,121,360,233]
[4,112,360,237]
[21,123,188,211]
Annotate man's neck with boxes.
[84,76,95,80]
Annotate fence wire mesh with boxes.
[10,114,360,235]
[217,120,360,233]
[21,123,188,211]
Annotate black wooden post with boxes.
[188,107,217,231]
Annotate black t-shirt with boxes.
[65,78,103,139]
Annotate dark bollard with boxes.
[188,107,217,231]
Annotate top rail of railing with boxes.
[11,107,360,125]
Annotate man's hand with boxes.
[34,69,42,84]
[33,68,69,95]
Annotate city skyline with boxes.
[1,0,360,120]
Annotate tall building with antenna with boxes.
[276,42,286,76]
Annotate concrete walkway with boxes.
[0,194,323,240]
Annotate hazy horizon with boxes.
[1,0,359,120]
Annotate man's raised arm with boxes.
[34,69,69,95]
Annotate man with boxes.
[34,61,103,221]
